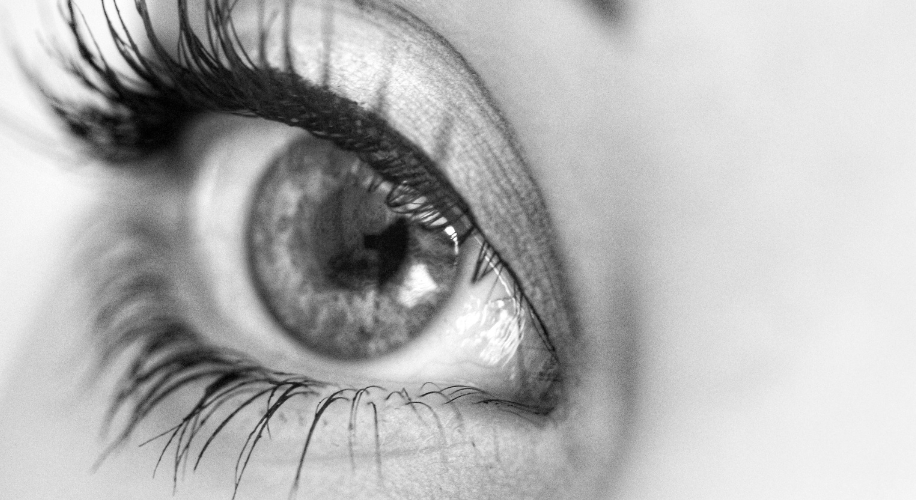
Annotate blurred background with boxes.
[0,0,89,380]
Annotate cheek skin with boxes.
[617,1,916,497]
[418,0,916,498]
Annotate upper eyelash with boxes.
[39,0,486,246]
[38,0,469,231]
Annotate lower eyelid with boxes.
[146,386,560,499]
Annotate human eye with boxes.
[21,0,576,497]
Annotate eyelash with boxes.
[94,248,528,497]
[32,0,559,494]
[42,0,535,287]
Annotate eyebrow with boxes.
[586,0,624,22]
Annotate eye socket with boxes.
[32,0,573,490]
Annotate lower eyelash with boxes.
[89,227,544,498]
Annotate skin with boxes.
[2,0,916,498]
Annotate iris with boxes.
[250,136,461,359]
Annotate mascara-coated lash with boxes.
[41,0,470,235]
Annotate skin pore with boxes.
[2,0,916,498]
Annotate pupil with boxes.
[315,183,411,290]
[362,218,410,283]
